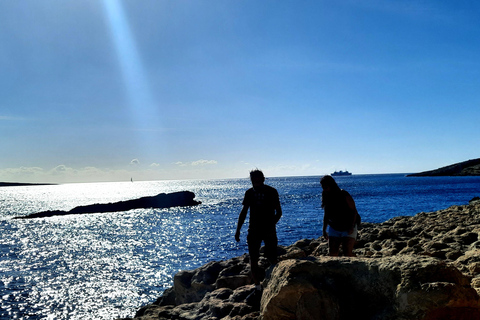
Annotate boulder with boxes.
[261,256,480,320]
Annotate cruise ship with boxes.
[331,170,352,176]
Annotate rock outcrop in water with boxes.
[120,198,480,320]
[407,158,480,176]
[13,191,201,219]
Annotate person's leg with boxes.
[328,236,342,256]
[342,237,357,257]
[250,257,261,285]
[247,233,262,285]
[263,232,278,265]
[341,226,357,257]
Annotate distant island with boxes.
[13,191,201,219]
[407,158,480,176]
[0,182,55,187]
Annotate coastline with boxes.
[0,182,56,187]
[120,197,480,320]
[407,158,480,176]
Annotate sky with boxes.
[1,0,479,183]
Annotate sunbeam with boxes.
[102,0,163,156]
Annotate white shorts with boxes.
[327,225,358,239]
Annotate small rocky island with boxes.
[407,158,480,176]
[120,197,480,320]
[14,191,201,219]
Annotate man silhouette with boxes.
[235,169,282,297]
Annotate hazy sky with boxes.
[1,0,479,183]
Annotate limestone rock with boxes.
[172,256,253,305]
[261,256,480,320]
[133,285,258,320]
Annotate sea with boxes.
[1,174,480,319]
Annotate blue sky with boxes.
[1,0,479,183]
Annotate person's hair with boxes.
[249,169,264,181]
[321,175,341,208]
[320,175,340,190]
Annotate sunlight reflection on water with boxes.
[1,175,480,319]
[3,209,235,319]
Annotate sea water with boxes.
[1,174,479,319]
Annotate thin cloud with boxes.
[175,160,218,167]
[51,165,68,174]
[191,159,218,166]
[1,166,44,176]
[0,165,131,183]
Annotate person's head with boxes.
[250,169,265,190]
[321,175,341,208]
[320,175,341,193]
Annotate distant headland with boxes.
[407,158,480,176]
[0,182,56,187]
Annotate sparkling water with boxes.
[1,174,479,319]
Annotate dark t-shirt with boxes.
[242,184,280,233]
[324,190,356,232]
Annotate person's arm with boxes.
[274,202,282,224]
[346,193,358,234]
[235,205,248,242]
[272,189,282,224]
[323,212,329,241]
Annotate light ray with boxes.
[102,0,162,157]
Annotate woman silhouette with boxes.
[321,175,359,257]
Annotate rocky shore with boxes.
[119,197,480,320]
